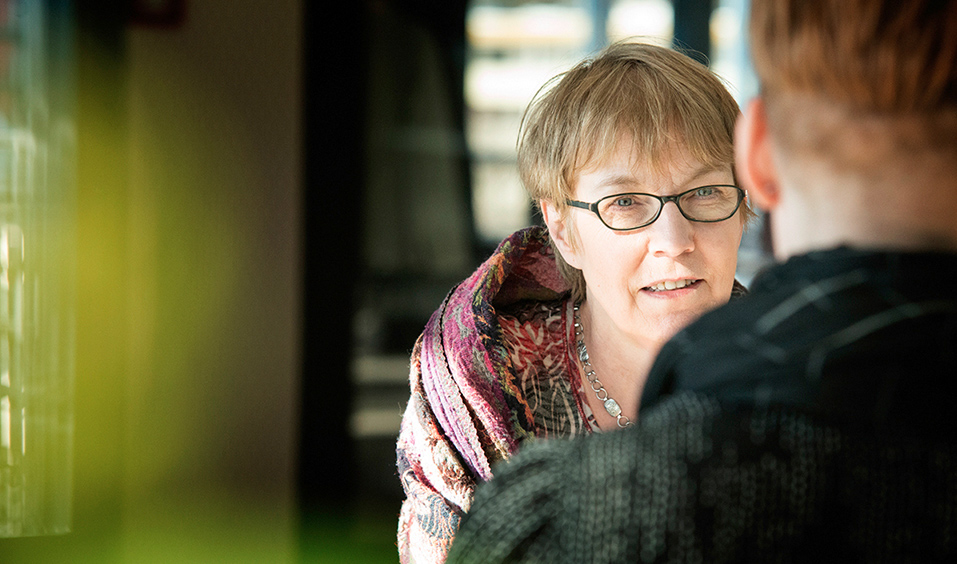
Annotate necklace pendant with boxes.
[577,342,589,364]
[603,398,622,417]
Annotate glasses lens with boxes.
[678,186,741,221]
[597,194,660,230]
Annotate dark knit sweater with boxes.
[448,248,957,563]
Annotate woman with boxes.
[396,41,753,563]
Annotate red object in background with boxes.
[129,0,186,28]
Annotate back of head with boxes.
[749,0,957,175]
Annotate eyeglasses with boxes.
[566,185,745,231]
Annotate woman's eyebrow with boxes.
[596,174,642,191]
[686,163,727,182]
[594,164,729,195]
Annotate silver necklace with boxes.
[573,303,632,428]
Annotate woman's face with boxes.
[547,141,744,347]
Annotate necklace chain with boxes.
[573,303,632,428]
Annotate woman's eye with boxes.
[613,197,635,207]
[694,187,715,197]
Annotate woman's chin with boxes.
[633,301,716,345]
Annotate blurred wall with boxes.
[122,0,301,561]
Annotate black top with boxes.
[448,248,957,563]
[644,247,957,437]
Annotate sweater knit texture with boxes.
[449,247,957,563]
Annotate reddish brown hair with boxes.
[750,0,957,166]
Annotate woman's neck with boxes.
[771,156,957,261]
[576,299,661,429]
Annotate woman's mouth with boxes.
[644,278,700,292]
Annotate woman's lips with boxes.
[643,278,701,292]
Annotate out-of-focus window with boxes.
[710,0,757,106]
[0,0,75,537]
[607,0,673,43]
[467,1,590,245]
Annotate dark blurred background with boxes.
[0,0,767,562]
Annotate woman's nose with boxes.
[647,201,695,257]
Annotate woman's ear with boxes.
[540,199,583,269]
[735,97,780,212]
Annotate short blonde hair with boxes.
[517,41,745,302]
